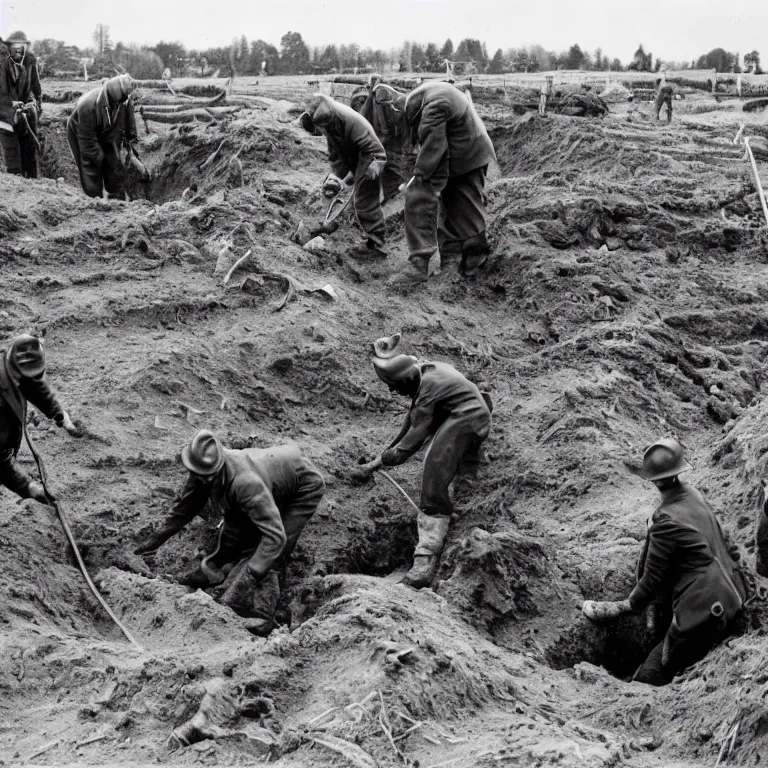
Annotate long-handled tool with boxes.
[22,422,142,649]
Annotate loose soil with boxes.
[2,78,768,767]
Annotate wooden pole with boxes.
[745,138,768,228]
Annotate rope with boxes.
[377,470,421,516]
[22,422,143,649]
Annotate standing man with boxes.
[134,430,325,636]
[66,74,146,198]
[395,81,496,286]
[352,355,492,588]
[0,335,79,502]
[654,79,674,123]
[583,438,746,686]
[357,82,412,202]
[299,94,388,259]
[0,31,42,178]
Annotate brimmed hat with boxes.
[181,429,225,476]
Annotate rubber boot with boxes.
[401,512,451,589]
[349,239,389,260]
[243,570,281,636]
[387,254,430,290]
[461,233,490,276]
[582,599,632,622]
[439,241,462,275]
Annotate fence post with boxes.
[737,73,742,97]
[712,69,717,94]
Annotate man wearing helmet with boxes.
[582,438,746,685]
[299,93,388,259]
[66,74,145,198]
[352,354,492,588]
[134,430,324,636]
[0,31,42,177]
[0,335,78,502]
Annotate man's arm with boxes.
[350,116,387,175]
[76,108,104,168]
[19,375,64,424]
[234,476,287,580]
[326,136,350,180]
[413,100,451,181]
[381,393,437,466]
[0,449,33,498]
[134,474,212,554]
[628,514,677,610]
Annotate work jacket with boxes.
[404,81,496,181]
[148,445,319,579]
[360,83,409,154]
[630,481,746,636]
[0,51,41,124]
[383,361,492,465]
[308,94,386,179]
[67,82,139,163]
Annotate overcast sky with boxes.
[1,0,766,63]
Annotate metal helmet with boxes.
[5,31,30,44]
[639,438,691,481]
[372,354,419,386]
[6,334,46,379]
[181,429,225,476]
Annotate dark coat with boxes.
[360,83,408,153]
[139,445,321,578]
[630,481,746,636]
[67,82,139,167]
[404,81,496,181]
[308,94,386,179]
[383,361,491,465]
[0,51,41,124]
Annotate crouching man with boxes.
[583,438,747,685]
[352,354,492,588]
[134,430,324,635]
[0,335,79,502]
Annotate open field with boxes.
[1,76,768,766]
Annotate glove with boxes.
[582,599,632,622]
[134,529,171,556]
[59,411,81,436]
[644,603,661,634]
[364,159,385,180]
[380,448,402,466]
[177,563,211,588]
[322,173,344,198]
[27,481,49,504]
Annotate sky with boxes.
[1,0,766,63]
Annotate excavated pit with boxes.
[4,88,768,766]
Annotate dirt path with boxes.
[2,94,768,766]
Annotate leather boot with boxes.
[401,512,451,589]
[461,232,491,276]
[244,570,281,636]
[387,254,430,290]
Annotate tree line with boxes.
[29,26,763,79]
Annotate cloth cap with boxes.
[5,31,30,44]
[106,74,135,102]
[6,334,45,379]
[372,354,419,386]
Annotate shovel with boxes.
[290,184,355,244]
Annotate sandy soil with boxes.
[2,78,768,767]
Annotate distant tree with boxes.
[610,57,623,71]
[628,44,652,71]
[250,39,279,75]
[115,45,164,79]
[564,43,585,69]
[279,31,310,74]
[440,38,453,61]
[423,42,440,72]
[654,57,663,72]
[34,39,80,76]
[411,42,427,71]
[528,44,554,71]
[455,38,486,71]
[744,50,762,74]
[153,41,186,74]
[695,47,735,72]
[488,48,506,74]
[92,23,111,55]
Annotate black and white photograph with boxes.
[1,0,768,764]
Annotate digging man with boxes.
[654,79,675,123]
[582,438,747,686]
[67,74,148,199]
[0,31,42,178]
[351,354,492,588]
[134,430,325,635]
[394,81,496,287]
[0,335,80,503]
[299,93,388,259]
[356,81,412,202]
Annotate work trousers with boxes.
[654,92,673,122]
[206,467,325,615]
[0,448,32,499]
[0,106,39,178]
[632,613,729,686]
[405,163,488,262]
[353,164,386,247]
[66,120,124,198]
[421,410,491,518]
